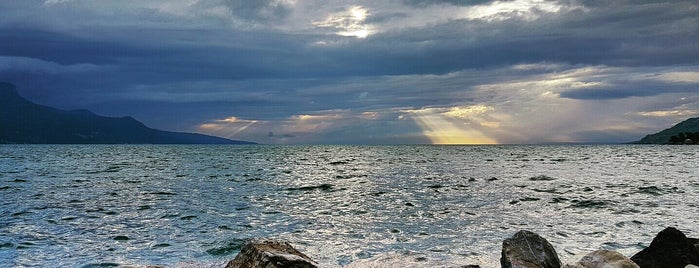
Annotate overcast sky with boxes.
[1,0,698,144]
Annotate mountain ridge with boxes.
[633,117,699,144]
[0,82,255,144]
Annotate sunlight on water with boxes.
[0,145,697,267]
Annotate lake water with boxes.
[0,145,697,267]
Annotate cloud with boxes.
[655,72,699,84]
[635,110,699,118]
[403,0,497,7]
[462,0,584,22]
[219,0,294,20]
[190,0,295,26]
[443,105,495,119]
[557,68,699,100]
[313,5,374,38]
[0,56,99,74]
[44,0,73,5]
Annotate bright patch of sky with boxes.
[313,6,374,38]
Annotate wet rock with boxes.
[113,236,130,241]
[630,227,699,268]
[226,239,317,268]
[286,184,334,192]
[562,250,638,268]
[501,230,561,268]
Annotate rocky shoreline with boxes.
[128,227,699,268]
[233,227,698,268]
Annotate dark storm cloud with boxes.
[403,0,503,7]
[388,2,697,68]
[0,28,144,65]
[0,26,286,106]
[5,1,698,79]
[560,88,663,100]
[197,0,293,23]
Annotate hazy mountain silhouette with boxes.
[0,82,255,144]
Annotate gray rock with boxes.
[631,227,699,268]
[501,230,562,268]
[562,250,639,268]
[226,239,317,268]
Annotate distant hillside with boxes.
[0,82,255,144]
[633,117,699,144]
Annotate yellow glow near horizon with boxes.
[406,109,497,145]
[198,116,258,138]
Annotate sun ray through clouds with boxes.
[198,116,259,139]
[404,107,497,144]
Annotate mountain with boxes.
[633,117,699,144]
[0,82,255,144]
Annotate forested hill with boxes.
[633,117,699,144]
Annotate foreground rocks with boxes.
[630,227,699,268]
[225,239,317,268]
[223,227,698,268]
[562,250,639,268]
[499,227,698,268]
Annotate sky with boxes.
[1,0,698,144]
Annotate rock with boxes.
[501,230,562,268]
[226,239,317,268]
[343,252,472,268]
[562,250,639,268]
[630,227,699,268]
[690,238,699,251]
[113,235,130,241]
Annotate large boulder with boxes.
[226,239,317,268]
[501,230,562,268]
[562,250,639,268]
[630,227,699,268]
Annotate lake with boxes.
[1,145,697,267]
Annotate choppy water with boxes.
[0,145,697,267]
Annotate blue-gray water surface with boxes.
[0,145,697,267]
